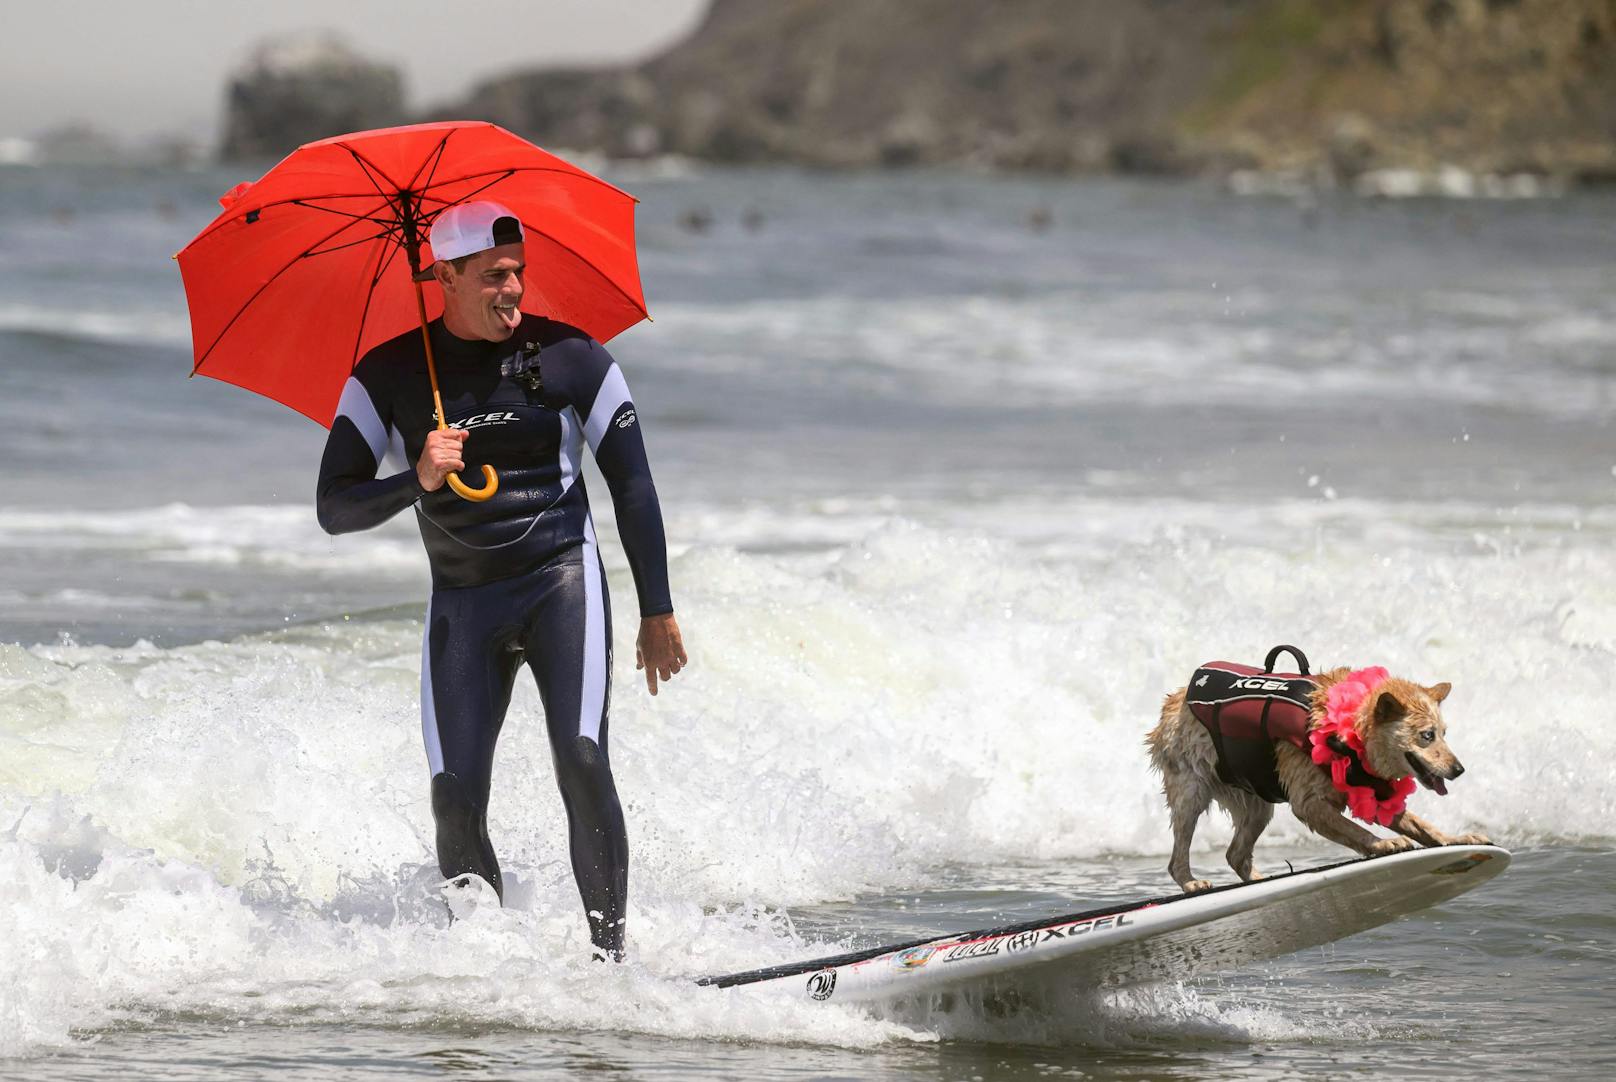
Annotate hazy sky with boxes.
[0,0,710,143]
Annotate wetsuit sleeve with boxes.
[563,339,673,617]
[315,372,423,534]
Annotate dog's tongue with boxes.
[1432,777,1448,796]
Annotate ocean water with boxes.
[1,162,1613,1079]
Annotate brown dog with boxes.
[1146,658,1490,892]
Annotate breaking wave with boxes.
[2,494,1611,1055]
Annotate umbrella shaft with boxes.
[412,277,449,432]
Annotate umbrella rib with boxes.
[304,229,397,259]
[415,164,635,204]
[190,214,379,375]
[407,130,455,194]
[287,197,399,226]
[419,171,516,222]
[183,192,388,249]
[347,234,407,373]
[338,143,406,196]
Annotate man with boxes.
[315,200,685,960]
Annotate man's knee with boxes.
[556,736,615,802]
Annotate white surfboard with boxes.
[698,844,1509,1006]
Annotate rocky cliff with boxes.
[444,0,1616,180]
[221,33,405,161]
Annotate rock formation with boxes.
[440,0,1616,181]
[220,33,405,161]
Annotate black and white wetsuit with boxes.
[315,315,671,957]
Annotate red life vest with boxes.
[1185,645,1402,808]
[1186,655,1317,804]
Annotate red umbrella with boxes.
[177,120,648,500]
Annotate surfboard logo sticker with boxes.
[806,968,837,1000]
[894,945,937,969]
[1004,931,1040,954]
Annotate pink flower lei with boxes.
[1307,666,1417,827]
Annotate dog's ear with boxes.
[1373,688,1407,725]
[1426,681,1452,703]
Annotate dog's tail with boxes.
[1145,687,1190,770]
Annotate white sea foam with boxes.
[646,294,1616,417]
[0,302,193,348]
[0,502,423,575]
[1,494,1611,1054]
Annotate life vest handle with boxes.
[1263,644,1310,675]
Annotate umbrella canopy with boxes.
[177,121,648,426]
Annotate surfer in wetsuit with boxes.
[314,201,686,959]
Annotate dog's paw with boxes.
[1368,837,1417,856]
[1453,832,1493,846]
[1181,879,1214,894]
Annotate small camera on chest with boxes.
[502,341,544,392]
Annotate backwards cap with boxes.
[412,200,525,281]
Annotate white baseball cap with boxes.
[413,200,525,280]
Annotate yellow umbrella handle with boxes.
[447,465,498,501]
[412,276,498,503]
